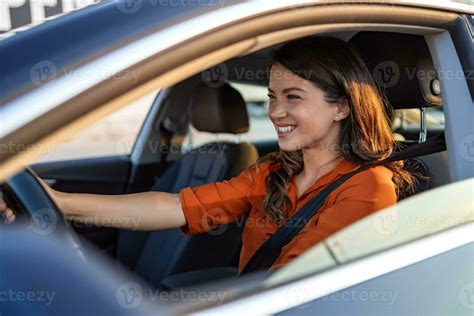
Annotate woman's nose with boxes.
[268,101,288,119]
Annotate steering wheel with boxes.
[2,168,85,260]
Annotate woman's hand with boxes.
[0,175,62,225]
[0,176,186,231]
[0,195,15,224]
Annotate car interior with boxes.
[21,27,456,293]
[0,0,472,313]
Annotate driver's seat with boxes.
[116,82,258,288]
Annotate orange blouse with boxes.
[179,159,396,273]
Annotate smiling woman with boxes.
[0,35,414,275]
[258,36,416,223]
[0,31,423,280]
[176,36,415,274]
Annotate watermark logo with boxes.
[201,207,229,236]
[115,281,226,308]
[373,61,400,88]
[116,0,143,14]
[458,134,474,162]
[30,60,57,86]
[114,134,137,161]
[286,284,315,309]
[282,133,314,154]
[459,282,474,310]
[0,289,56,306]
[29,208,57,236]
[372,208,399,236]
[201,63,228,88]
[322,289,399,305]
[116,282,143,309]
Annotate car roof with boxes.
[0,0,222,102]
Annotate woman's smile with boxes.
[275,124,297,137]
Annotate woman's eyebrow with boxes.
[268,87,307,94]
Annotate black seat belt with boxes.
[239,133,445,275]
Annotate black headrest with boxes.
[349,32,443,109]
[191,82,249,134]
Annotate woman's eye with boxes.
[287,94,301,100]
[267,94,275,99]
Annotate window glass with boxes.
[392,107,445,141]
[35,90,158,163]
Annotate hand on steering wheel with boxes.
[1,168,85,260]
[0,193,15,224]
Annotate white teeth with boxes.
[277,125,296,133]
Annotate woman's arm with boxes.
[1,164,261,231]
[36,178,187,231]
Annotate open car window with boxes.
[264,177,474,287]
[33,90,157,163]
[393,108,445,129]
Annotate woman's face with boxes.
[267,63,348,152]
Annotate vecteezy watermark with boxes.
[322,289,399,305]
[200,207,229,236]
[371,60,474,90]
[116,0,225,14]
[458,134,474,162]
[201,63,228,88]
[286,283,317,309]
[115,138,231,162]
[29,208,58,236]
[459,281,474,310]
[406,68,474,82]
[405,215,472,230]
[0,141,56,157]
[115,281,226,309]
[30,60,141,87]
[30,60,58,86]
[201,64,369,87]
[116,0,143,14]
[372,208,400,236]
[29,210,143,236]
[286,284,399,309]
[69,216,142,230]
[0,289,55,306]
[116,282,143,309]
[372,61,400,88]
[148,287,226,304]
[151,0,225,6]
[61,66,141,84]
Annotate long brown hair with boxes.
[258,36,417,223]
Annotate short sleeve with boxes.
[178,165,264,236]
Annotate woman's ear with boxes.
[334,100,350,121]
